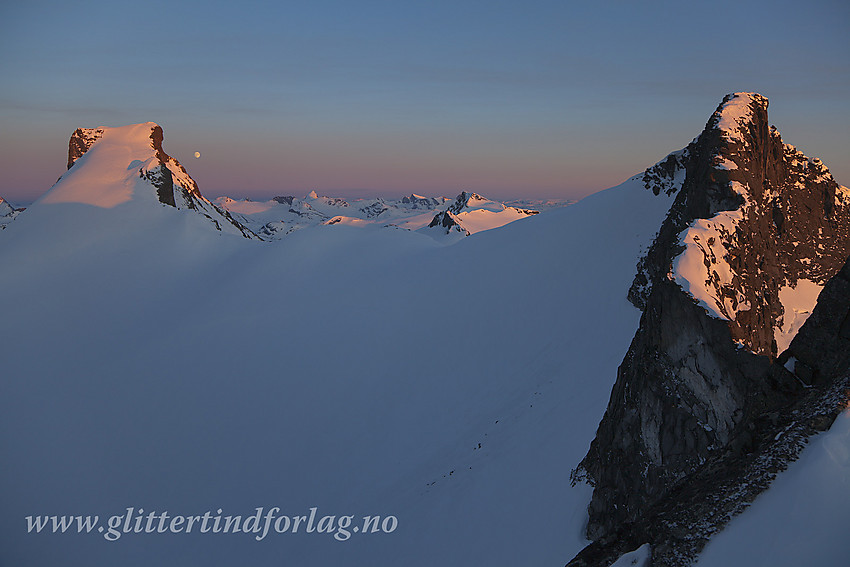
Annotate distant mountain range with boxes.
[214,190,566,242]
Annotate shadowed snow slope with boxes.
[0,167,673,566]
[697,409,850,567]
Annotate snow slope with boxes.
[0,163,675,566]
[774,279,823,352]
[39,123,158,209]
[697,409,850,567]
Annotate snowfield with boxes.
[0,142,675,566]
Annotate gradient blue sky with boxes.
[1,0,848,203]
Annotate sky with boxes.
[1,0,848,204]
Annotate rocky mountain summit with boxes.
[570,93,850,566]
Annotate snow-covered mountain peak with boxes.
[424,191,539,239]
[38,123,258,237]
[43,123,164,209]
[65,121,168,168]
[302,190,350,210]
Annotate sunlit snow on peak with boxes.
[711,92,767,144]
[40,124,164,208]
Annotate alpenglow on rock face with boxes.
[629,93,850,356]
[571,93,850,566]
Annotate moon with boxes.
[194,151,201,159]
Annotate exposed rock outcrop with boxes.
[428,208,470,236]
[272,195,295,206]
[67,127,104,169]
[0,197,23,229]
[401,194,442,209]
[570,93,850,565]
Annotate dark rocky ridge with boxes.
[569,93,850,565]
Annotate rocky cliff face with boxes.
[570,93,850,565]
